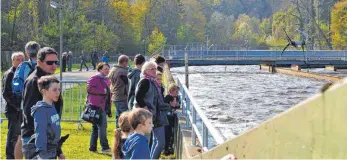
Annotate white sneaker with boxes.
[102,149,111,153]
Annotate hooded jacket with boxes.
[127,68,141,100]
[122,133,150,159]
[108,65,129,101]
[22,66,63,138]
[31,101,61,159]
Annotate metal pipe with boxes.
[202,123,208,149]
[59,0,63,91]
[185,51,189,89]
[192,107,197,146]
[185,97,190,127]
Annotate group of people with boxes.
[86,53,181,159]
[2,41,64,159]
[61,51,73,72]
[2,40,181,159]
[79,50,110,71]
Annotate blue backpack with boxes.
[12,61,34,96]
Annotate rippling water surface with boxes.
[171,65,326,139]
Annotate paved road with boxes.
[0,66,102,113]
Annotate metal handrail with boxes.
[162,50,347,61]
[177,77,225,151]
[61,80,88,83]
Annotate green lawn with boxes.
[0,121,115,159]
[0,120,175,159]
[61,83,88,121]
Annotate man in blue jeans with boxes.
[108,55,129,127]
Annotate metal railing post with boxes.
[182,94,186,116]
[192,107,197,146]
[78,83,84,129]
[185,97,190,127]
[202,123,208,150]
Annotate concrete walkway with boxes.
[0,65,110,113]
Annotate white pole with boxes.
[185,51,189,89]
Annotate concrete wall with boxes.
[194,78,347,159]
[275,68,341,82]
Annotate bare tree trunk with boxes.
[7,0,13,25]
[328,7,332,48]
[25,0,30,42]
[309,0,315,50]
[10,0,19,49]
[299,0,333,50]
[293,0,304,32]
[101,0,105,24]
[38,0,45,27]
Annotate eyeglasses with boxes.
[147,68,156,71]
[102,67,110,70]
[15,58,23,61]
[45,61,59,65]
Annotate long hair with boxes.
[113,111,132,159]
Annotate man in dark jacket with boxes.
[2,52,25,159]
[127,54,145,110]
[79,50,89,71]
[21,47,64,159]
[91,50,99,70]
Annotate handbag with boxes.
[81,76,109,123]
[81,104,102,123]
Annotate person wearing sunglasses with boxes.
[21,47,65,159]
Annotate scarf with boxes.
[142,72,161,93]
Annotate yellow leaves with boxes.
[110,0,150,42]
[148,27,167,55]
[112,1,130,21]
[331,1,347,49]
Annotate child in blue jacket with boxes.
[122,108,153,159]
[31,76,62,159]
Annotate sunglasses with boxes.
[45,61,59,65]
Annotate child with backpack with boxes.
[12,41,40,98]
[30,76,62,159]
[113,111,133,159]
[11,41,40,159]
[122,108,153,159]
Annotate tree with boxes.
[233,14,261,48]
[207,11,235,45]
[331,0,347,50]
[147,27,167,55]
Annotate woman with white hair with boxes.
[134,61,158,118]
[134,61,167,159]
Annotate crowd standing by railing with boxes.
[1,41,184,159]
